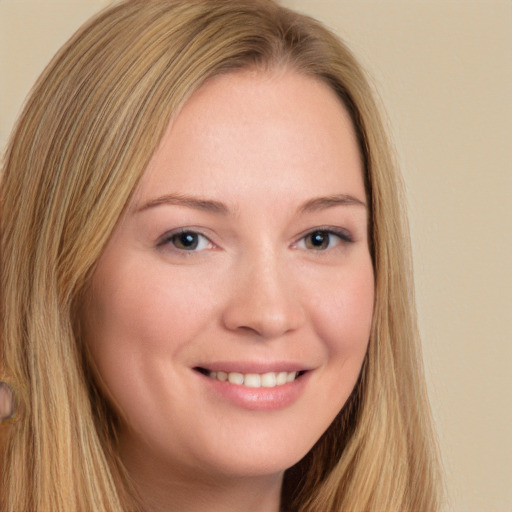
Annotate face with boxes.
[83,70,374,483]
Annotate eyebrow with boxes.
[135,192,366,215]
[299,194,367,213]
[135,194,229,214]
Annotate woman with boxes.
[0,0,442,510]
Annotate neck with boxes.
[136,472,283,512]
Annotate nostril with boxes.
[221,271,306,339]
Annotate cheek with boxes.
[82,259,216,419]
[308,259,374,364]
[285,258,373,448]
[87,261,212,358]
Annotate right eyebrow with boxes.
[134,193,230,215]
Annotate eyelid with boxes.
[293,226,354,249]
[157,228,215,252]
[156,225,354,253]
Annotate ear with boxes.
[0,382,16,421]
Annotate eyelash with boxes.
[157,227,353,254]
[158,228,213,253]
[294,227,354,251]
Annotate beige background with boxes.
[1,1,511,511]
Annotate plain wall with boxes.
[1,1,511,511]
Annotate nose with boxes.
[221,254,305,340]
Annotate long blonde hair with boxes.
[1,1,442,510]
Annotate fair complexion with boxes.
[84,69,374,512]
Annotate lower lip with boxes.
[196,371,310,411]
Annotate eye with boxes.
[297,229,352,251]
[160,230,212,252]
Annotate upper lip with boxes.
[193,361,311,374]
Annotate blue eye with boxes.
[298,229,352,251]
[162,231,211,252]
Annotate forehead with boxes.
[133,69,365,210]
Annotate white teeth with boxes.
[228,372,244,385]
[286,372,297,383]
[261,372,276,387]
[276,372,288,385]
[244,374,260,387]
[208,370,299,388]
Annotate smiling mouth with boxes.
[194,368,306,388]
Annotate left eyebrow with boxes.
[299,194,367,213]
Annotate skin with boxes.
[83,69,374,512]
[0,383,15,421]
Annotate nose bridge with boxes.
[222,244,305,339]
